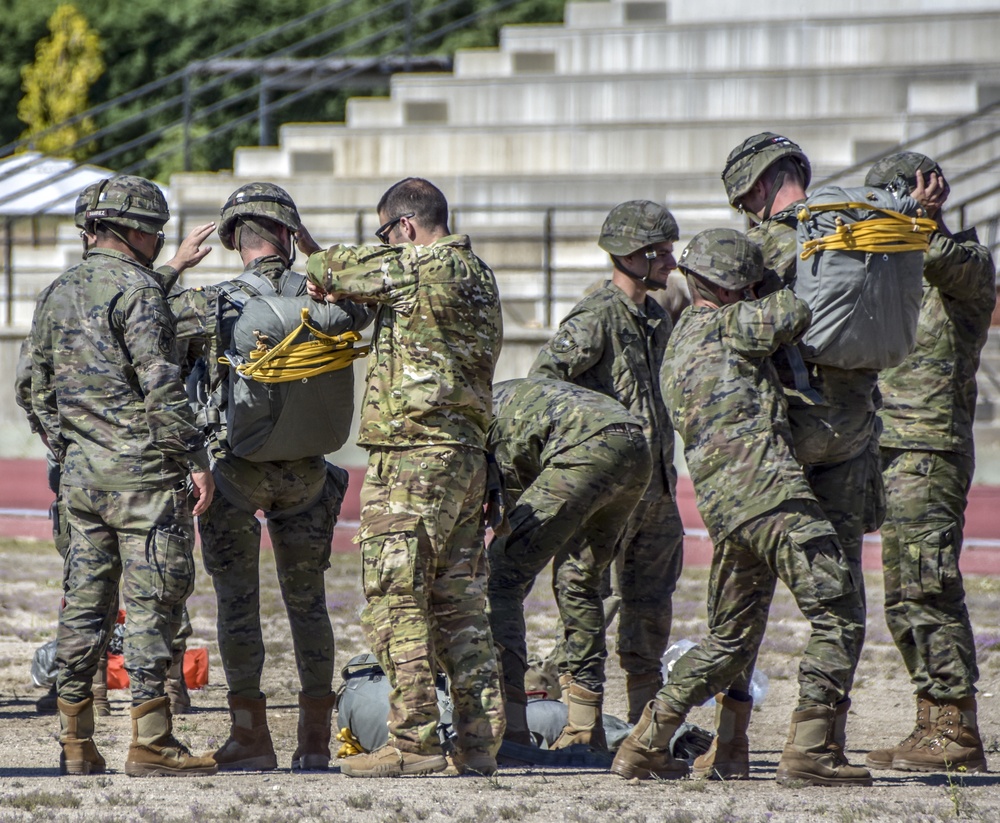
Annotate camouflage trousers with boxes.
[358,446,505,756]
[612,467,685,678]
[487,425,651,693]
[200,452,346,699]
[721,405,877,696]
[58,483,195,704]
[880,448,978,700]
[662,499,866,713]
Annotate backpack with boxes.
[793,185,936,370]
[209,270,368,462]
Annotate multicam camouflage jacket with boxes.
[529,281,675,490]
[26,248,208,490]
[879,228,997,456]
[662,290,817,538]
[306,235,502,449]
[749,208,878,414]
[488,376,640,499]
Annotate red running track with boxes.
[3,458,1000,574]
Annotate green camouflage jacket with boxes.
[26,248,208,490]
[663,290,817,538]
[488,376,640,498]
[529,281,675,490]
[879,228,997,455]
[307,235,502,449]
[749,208,878,414]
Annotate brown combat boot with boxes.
[58,696,106,776]
[892,697,988,773]
[611,699,689,780]
[865,694,937,770]
[92,657,111,717]
[340,744,447,778]
[502,684,533,746]
[693,693,752,779]
[164,649,190,716]
[291,691,337,771]
[214,693,278,771]
[450,748,499,776]
[552,682,608,751]
[558,673,573,705]
[124,696,218,777]
[626,671,664,725]
[775,704,872,787]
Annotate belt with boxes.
[602,422,641,434]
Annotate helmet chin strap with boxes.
[102,224,161,268]
[758,169,787,223]
[614,254,666,291]
[236,218,295,268]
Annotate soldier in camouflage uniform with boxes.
[863,153,995,774]
[699,134,878,777]
[23,175,217,777]
[611,228,870,787]
[16,184,215,718]
[192,183,369,773]
[486,377,652,751]
[306,177,505,777]
[529,200,685,725]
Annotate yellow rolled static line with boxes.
[335,726,365,758]
[221,307,370,384]
[798,202,937,260]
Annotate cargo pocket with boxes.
[793,534,858,606]
[145,526,195,606]
[361,530,421,601]
[900,520,958,601]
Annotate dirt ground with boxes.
[0,536,998,823]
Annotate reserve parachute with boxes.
[793,185,936,371]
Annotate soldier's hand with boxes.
[307,280,328,302]
[166,223,216,274]
[189,470,215,517]
[296,224,322,257]
[912,169,949,218]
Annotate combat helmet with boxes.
[721,133,811,210]
[84,175,169,234]
[74,181,102,232]
[679,228,763,291]
[865,151,944,195]
[219,182,300,251]
[598,200,679,256]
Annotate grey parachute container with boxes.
[794,185,929,370]
[337,653,453,753]
[223,292,359,462]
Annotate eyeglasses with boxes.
[375,212,415,244]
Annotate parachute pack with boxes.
[792,185,936,371]
[203,270,368,462]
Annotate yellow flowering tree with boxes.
[17,4,104,158]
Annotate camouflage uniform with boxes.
[307,234,505,758]
[25,247,209,705]
[486,377,652,694]
[878,228,996,700]
[195,255,365,699]
[660,289,865,711]
[529,282,684,684]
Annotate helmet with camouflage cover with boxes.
[598,200,679,256]
[865,151,944,194]
[679,228,763,291]
[219,182,300,251]
[721,133,811,210]
[75,181,102,231]
[84,175,169,234]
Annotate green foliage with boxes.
[17,3,104,159]
[1,0,567,174]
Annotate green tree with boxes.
[17,3,104,158]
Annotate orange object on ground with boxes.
[105,649,209,691]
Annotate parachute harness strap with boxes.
[798,202,937,260]
[224,307,369,383]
